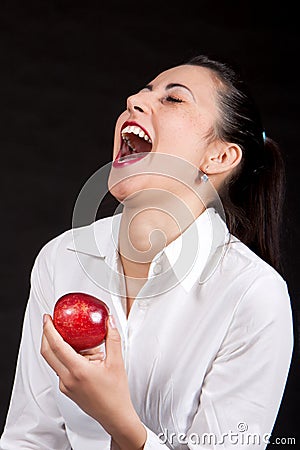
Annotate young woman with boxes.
[0,55,293,449]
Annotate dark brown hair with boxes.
[185,55,286,273]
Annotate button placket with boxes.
[124,301,148,371]
[153,263,162,275]
[138,299,149,309]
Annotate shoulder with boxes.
[226,236,287,287]
[223,236,292,326]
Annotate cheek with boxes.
[157,113,205,162]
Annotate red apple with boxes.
[53,292,110,352]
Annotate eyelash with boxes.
[165,95,183,103]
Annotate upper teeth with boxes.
[122,125,152,143]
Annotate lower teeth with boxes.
[119,153,142,162]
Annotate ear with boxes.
[201,143,242,175]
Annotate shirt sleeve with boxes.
[0,240,72,450]
[185,273,294,449]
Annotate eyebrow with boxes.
[144,83,196,101]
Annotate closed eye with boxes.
[165,96,183,103]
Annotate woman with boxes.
[0,55,293,449]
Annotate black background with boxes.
[0,1,299,447]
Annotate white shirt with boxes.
[0,208,293,449]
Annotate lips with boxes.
[113,121,152,168]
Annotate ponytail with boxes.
[222,137,286,273]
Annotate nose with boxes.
[126,92,150,114]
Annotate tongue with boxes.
[121,140,131,157]
[120,135,152,159]
[125,134,152,155]
[133,137,151,153]
[119,141,142,161]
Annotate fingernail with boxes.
[43,314,48,325]
[109,314,116,329]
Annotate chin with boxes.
[108,174,146,204]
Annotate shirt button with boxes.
[153,264,162,274]
[138,300,148,308]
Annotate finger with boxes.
[105,315,123,366]
[41,331,70,378]
[42,314,84,370]
[89,352,105,361]
[89,359,102,366]
[82,351,105,361]
[80,345,102,356]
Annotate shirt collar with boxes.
[151,207,229,291]
[67,213,122,258]
[67,207,229,292]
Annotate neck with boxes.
[118,194,205,279]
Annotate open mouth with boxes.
[113,122,152,167]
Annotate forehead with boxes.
[150,65,217,98]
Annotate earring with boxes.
[201,173,209,183]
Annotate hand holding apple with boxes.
[41,312,147,450]
[53,292,109,352]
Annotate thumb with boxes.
[105,315,123,365]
